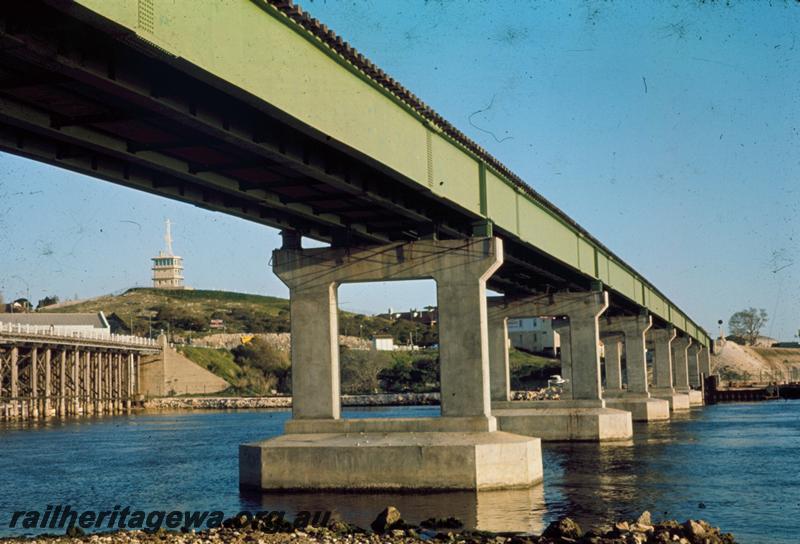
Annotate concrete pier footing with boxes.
[492,400,632,441]
[240,426,542,491]
[604,396,670,421]
[650,388,691,411]
[687,390,704,406]
[240,237,542,491]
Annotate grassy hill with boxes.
[38,286,561,393]
[40,288,290,338]
[39,287,438,347]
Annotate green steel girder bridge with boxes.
[0,0,709,348]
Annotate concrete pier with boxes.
[488,291,632,442]
[649,328,690,411]
[240,237,542,491]
[601,333,625,398]
[551,318,573,399]
[686,344,705,406]
[601,315,669,422]
[699,345,712,377]
[672,336,692,393]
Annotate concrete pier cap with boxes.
[487,291,633,442]
[240,236,543,491]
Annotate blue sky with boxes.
[1,1,798,339]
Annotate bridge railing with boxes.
[0,321,158,347]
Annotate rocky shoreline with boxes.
[0,508,736,544]
[143,393,440,411]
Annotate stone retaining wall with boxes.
[144,392,440,410]
[190,332,371,351]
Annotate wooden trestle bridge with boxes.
[0,322,160,421]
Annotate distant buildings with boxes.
[507,317,560,356]
[2,298,32,313]
[151,219,186,290]
[372,335,395,351]
[378,307,438,326]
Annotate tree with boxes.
[37,295,59,309]
[232,337,291,393]
[340,349,392,394]
[728,308,768,345]
[378,354,439,393]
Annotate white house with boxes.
[507,317,560,356]
[372,335,395,351]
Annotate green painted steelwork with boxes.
[72,0,709,347]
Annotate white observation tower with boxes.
[151,219,185,289]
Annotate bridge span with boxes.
[0,323,158,420]
[0,1,713,491]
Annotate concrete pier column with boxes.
[650,328,676,391]
[616,315,652,396]
[285,280,340,420]
[436,256,499,418]
[699,346,712,377]
[687,344,701,388]
[551,318,572,400]
[649,327,689,411]
[568,301,608,402]
[671,337,692,393]
[488,315,510,402]
[684,343,705,406]
[601,334,624,396]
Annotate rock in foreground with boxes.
[0,509,737,544]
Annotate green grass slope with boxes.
[176,345,242,383]
[39,287,290,337]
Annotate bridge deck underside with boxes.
[0,1,703,337]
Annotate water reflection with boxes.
[242,486,546,534]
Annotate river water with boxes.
[1,401,798,543]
